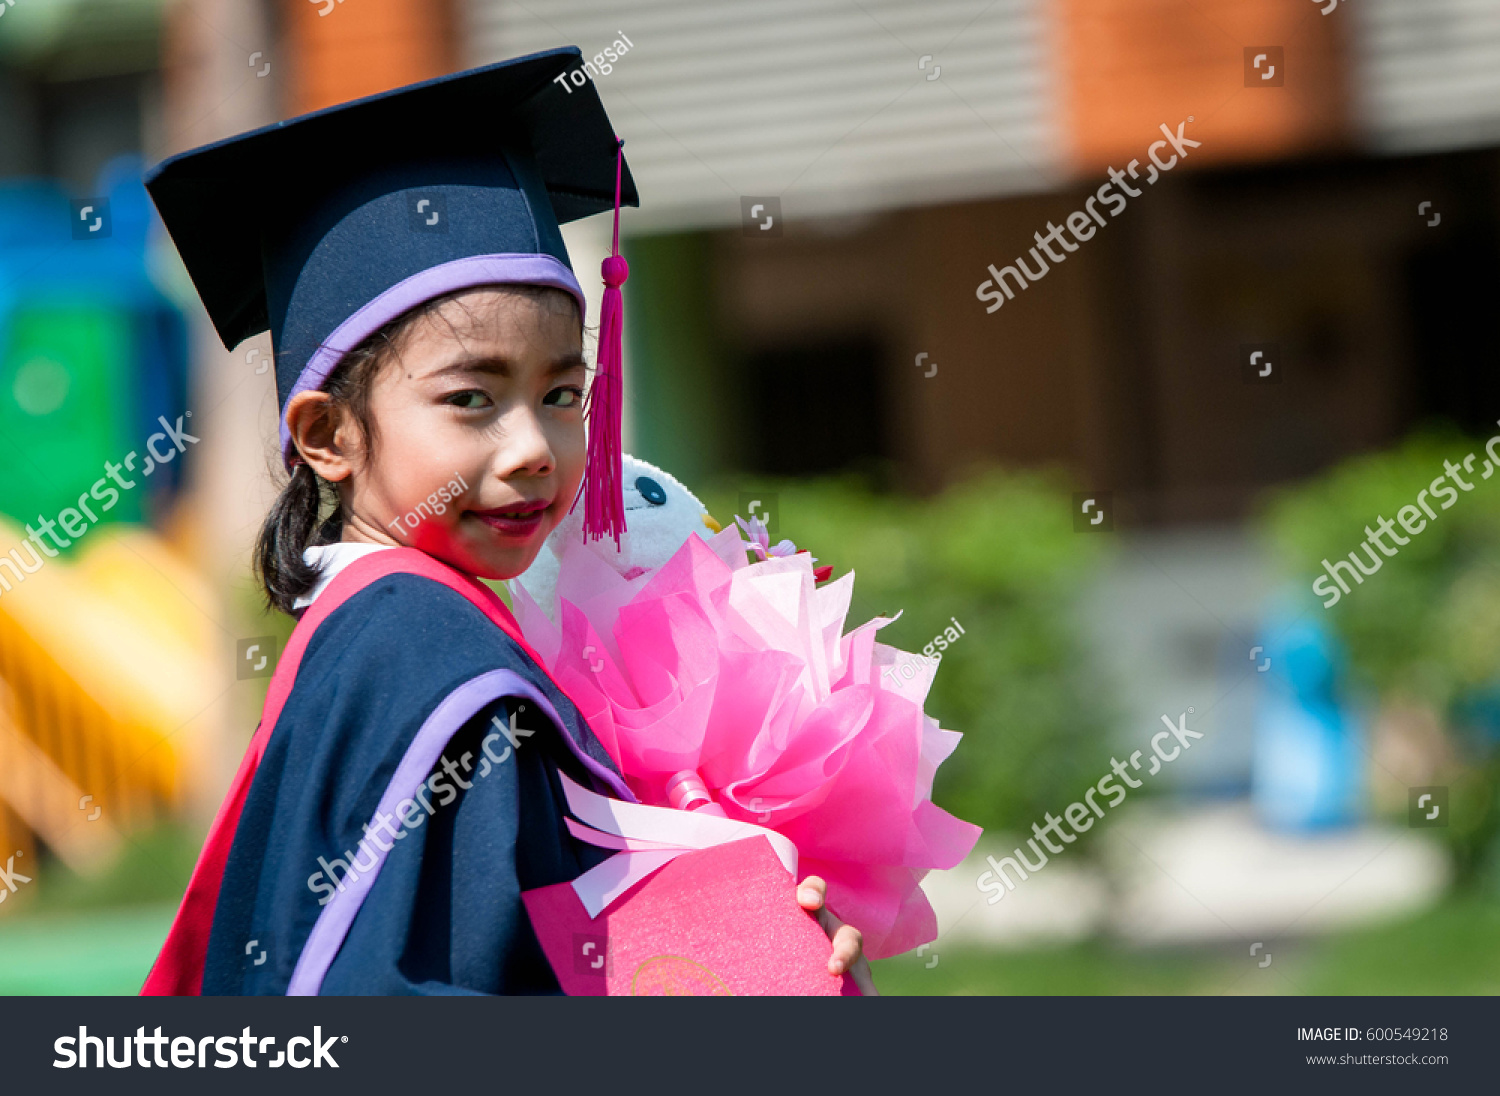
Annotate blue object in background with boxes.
[1250,604,1365,830]
[0,154,189,532]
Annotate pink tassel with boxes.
[580,138,628,545]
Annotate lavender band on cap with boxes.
[278,252,587,463]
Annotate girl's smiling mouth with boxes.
[471,498,551,537]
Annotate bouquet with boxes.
[512,505,981,959]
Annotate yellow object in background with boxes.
[0,519,220,888]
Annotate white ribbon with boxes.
[559,772,800,919]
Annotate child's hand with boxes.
[797,875,878,996]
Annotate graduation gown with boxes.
[142,547,632,995]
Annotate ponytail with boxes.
[254,461,345,615]
[253,322,390,616]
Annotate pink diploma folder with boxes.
[523,836,859,996]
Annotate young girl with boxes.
[139,49,866,995]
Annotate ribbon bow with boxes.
[559,772,799,918]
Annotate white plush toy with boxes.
[512,453,722,621]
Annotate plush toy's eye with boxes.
[635,476,667,505]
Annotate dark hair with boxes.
[254,285,582,615]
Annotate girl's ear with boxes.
[285,389,356,483]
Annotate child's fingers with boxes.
[827,922,864,976]
[813,905,864,973]
[796,875,827,910]
[806,892,878,993]
[821,910,879,994]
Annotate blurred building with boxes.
[0,0,472,898]
[3,0,1497,883]
[0,0,165,191]
[466,0,1500,524]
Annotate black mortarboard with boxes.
[144,47,637,468]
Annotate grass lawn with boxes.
[2,896,1496,995]
[870,897,1500,995]
[0,905,174,995]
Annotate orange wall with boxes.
[1056,0,1352,173]
[282,0,457,115]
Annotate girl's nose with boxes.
[494,405,555,478]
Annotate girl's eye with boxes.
[447,389,493,410]
[546,385,585,409]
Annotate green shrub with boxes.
[1261,427,1500,883]
[702,467,1111,836]
[1260,428,1500,709]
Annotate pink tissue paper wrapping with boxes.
[514,526,982,959]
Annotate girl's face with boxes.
[296,287,588,580]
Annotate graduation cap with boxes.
[145,47,636,542]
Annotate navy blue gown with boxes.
[200,570,625,995]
